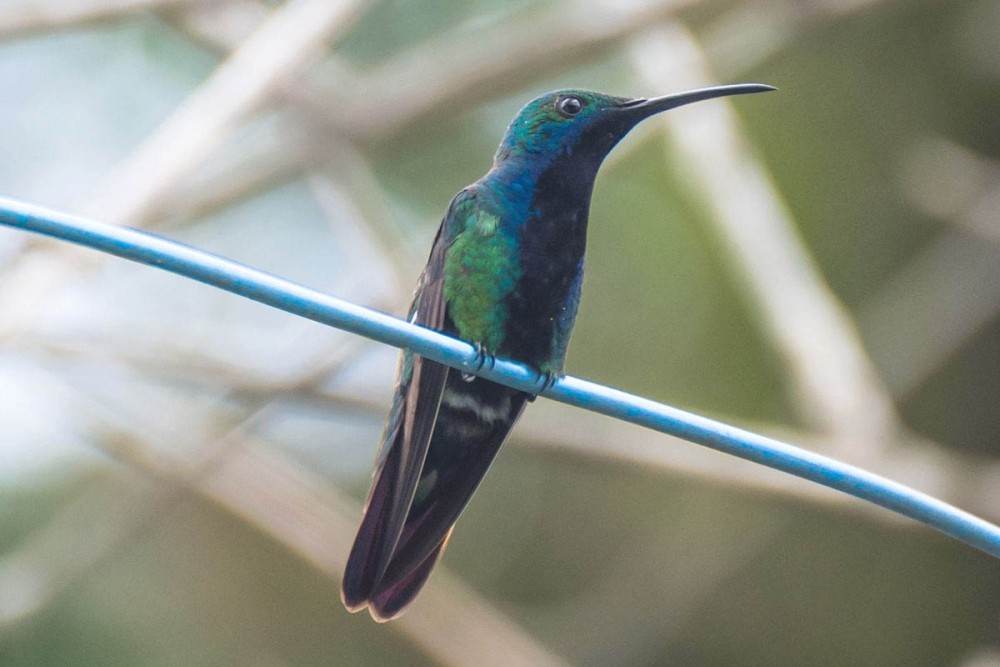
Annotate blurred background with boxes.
[0,0,998,665]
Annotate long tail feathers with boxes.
[368,529,453,622]
[343,377,528,620]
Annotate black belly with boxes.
[499,207,586,368]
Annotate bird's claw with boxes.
[527,370,558,401]
[462,343,495,382]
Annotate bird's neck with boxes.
[486,149,601,225]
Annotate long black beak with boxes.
[619,83,775,119]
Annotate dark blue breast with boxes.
[498,158,593,369]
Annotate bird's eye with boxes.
[556,96,584,117]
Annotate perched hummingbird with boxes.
[342,83,774,621]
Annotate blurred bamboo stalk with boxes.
[163,0,272,51]
[307,169,411,300]
[515,404,1000,525]
[958,646,1000,667]
[0,366,571,667]
[0,400,273,634]
[142,0,899,241]
[0,0,373,341]
[860,138,1000,396]
[149,0,897,228]
[860,232,1000,398]
[30,324,1000,537]
[0,0,889,237]
[899,137,1000,246]
[207,445,571,667]
[305,0,701,140]
[703,0,894,79]
[628,25,901,459]
[83,0,372,226]
[0,0,195,38]
[0,477,167,630]
[25,333,1000,528]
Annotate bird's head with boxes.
[494,84,774,167]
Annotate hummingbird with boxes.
[342,83,774,621]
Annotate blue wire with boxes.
[1,194,998,560]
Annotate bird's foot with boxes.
[462,343,495,382]
[527,370,558,401]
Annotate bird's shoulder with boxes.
[440,182,519,277]
[441,183,510,242]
